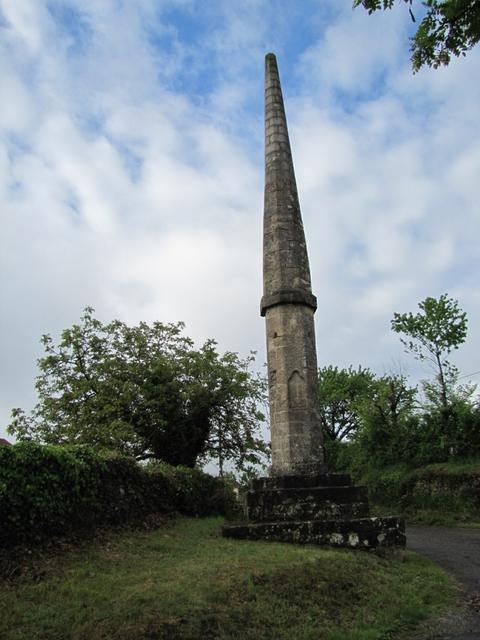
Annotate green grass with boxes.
[416,460,480,475]
[0,517,454,640]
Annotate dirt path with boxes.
[407,526,480,640]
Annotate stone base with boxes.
[222,516,405,549]
[222,473,406,549]
[251,473,352,490]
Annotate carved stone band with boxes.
[260,289,317,316]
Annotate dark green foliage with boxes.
[324,376,479,477]
[418,397,480,459]
[144,460,235,517]
[449,399,480,456]
[0,442,234,548]
[335,399,480,477]
[321,293,479,523]
[353,0,480,71]
[319,370,421,471]
[364,462,480,523]
[318,365,375,442]
[348,375,420,471]
[8,308,268,473]
[389,294,476,463]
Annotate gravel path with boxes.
[406,526,480,640]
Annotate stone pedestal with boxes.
[222,473,405,549]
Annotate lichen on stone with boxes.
[348,533,359,547]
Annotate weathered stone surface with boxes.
[246,498,370,523]
[224,471,405,548]
[250,473,352,491]
[262,53,324,477]
[260,289,317,316]
[245,485,369,523]
[266,304,324,476]
[222,516,406,549]
[221,54,406,550]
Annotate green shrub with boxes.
[363,461,480,522]
[0,442,234,548]
[363,465,414,509]
[146,461,236,517]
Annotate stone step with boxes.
[247,499,370,523]
[222,516,405,549]
[246,485,368,513]
[250,473,352,491]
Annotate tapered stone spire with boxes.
[262,53,324,476]
[222,55,405,550]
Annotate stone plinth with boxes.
[222,473,405,549]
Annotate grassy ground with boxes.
[416,460,480,475]
[0,517,454,640]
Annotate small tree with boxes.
[391,294,467,411]
[8,308,268,473]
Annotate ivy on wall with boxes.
[0,442,234,548]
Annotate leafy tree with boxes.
[319,369,420,473]
[356,374,418,467]
[318,365,376,442]
[353,0,480,71]
[8,308,268,473]
[420,375,479,458]
[195,349,270,477]
[447,394,480,457]
[391,294,467,414]
[371,375,417,431]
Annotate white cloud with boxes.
[298,2,409,100]
[1,0,479,440]
[288,9,480,380]
[1,0,50,53]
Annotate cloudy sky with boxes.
[1,0,479,440]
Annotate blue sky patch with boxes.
[47,2,92,54]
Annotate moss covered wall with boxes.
[0,442,234,548]
[366,462,480,523]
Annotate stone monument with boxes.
[222,54,405,548]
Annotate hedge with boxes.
[364,461,480,522]
[0,442,235,548]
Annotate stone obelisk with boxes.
[222,54,405,549]
[262,53,324,476]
